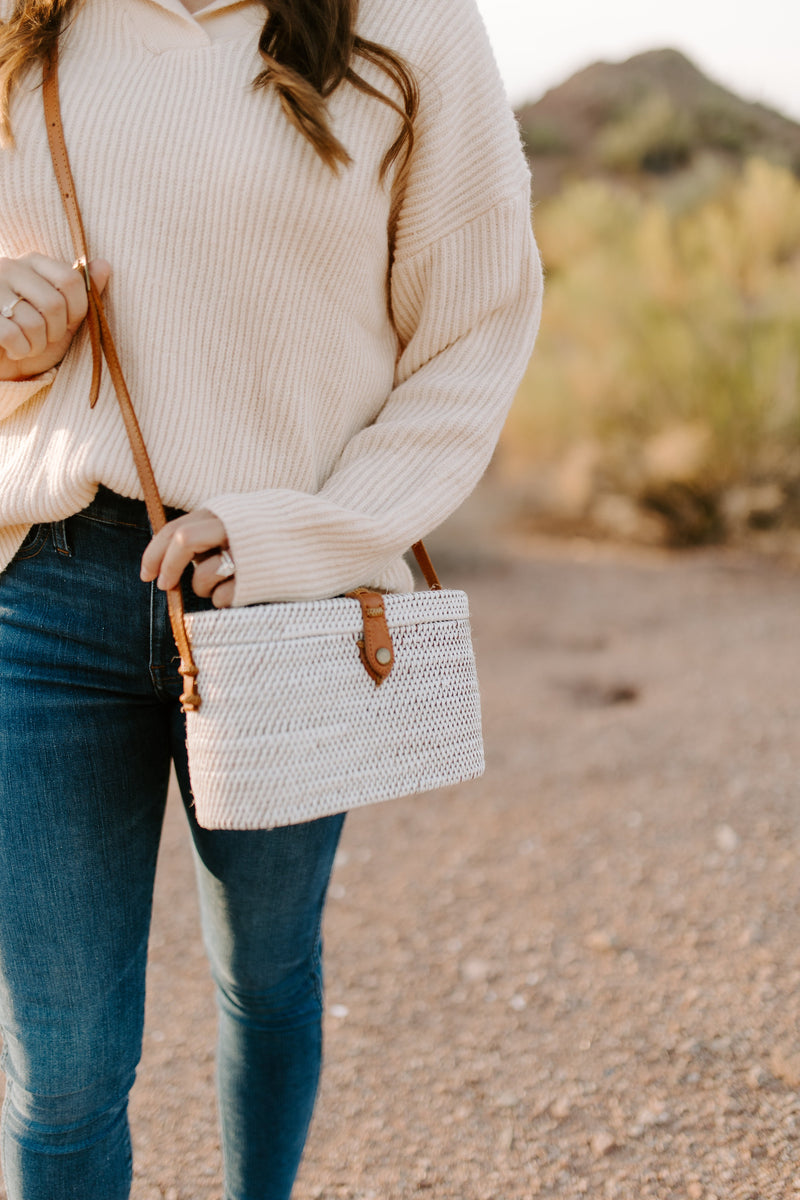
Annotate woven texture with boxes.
[184,589,484,829]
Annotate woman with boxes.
[0,0,542,1194]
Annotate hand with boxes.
[0,253,111,381]
[140,508,235,609]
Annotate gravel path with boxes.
[6,536,800,1199]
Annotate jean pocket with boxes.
[13,524,49,562]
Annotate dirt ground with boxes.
[6,525,800,1200]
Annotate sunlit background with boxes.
[475,0,800,121]
[470,0,800,553]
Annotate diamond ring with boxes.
[214,548,235,580]
[0,295,23,320]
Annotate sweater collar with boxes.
[140,0,258,24]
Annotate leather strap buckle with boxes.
[73,255,91,293]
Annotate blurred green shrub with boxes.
[518,116,572,157]
[504,159,800,542]
[597,91,696,173]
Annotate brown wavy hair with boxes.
[0,0,418,179]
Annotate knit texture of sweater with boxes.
[0,0,542,604]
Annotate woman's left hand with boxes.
[140,508,235,609]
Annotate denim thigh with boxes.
[0,494,186,1105]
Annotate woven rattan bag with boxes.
[43,51,485,829]
[183,583,483,829]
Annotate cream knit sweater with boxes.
[0,0,542,605]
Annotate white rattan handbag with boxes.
[184,582,483,829]
[44,50,485,829]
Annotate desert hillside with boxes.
[516,48,800,196]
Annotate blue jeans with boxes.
[0,487,345,1200]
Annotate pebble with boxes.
[550,1094,572,1120]
[590,1130,618,1157]
[739,921,763,946]
[585,929,619,952]
[461,958,491,982]
[634,1099,670,1127]
[715,823,740,853]
[497,1123,514,1151]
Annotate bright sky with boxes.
[474,0,800,123]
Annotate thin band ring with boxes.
[214,548,236,580]
[0,295,23,321]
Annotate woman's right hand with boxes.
[0,253,111,382]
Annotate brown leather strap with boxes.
[410,540,441,590]
[347,587,394,684]
[42,46,200,711]
[42,55,102,408]
[42,46,442,704]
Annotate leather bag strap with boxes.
[43,48,201,710]
[41,45,442,709]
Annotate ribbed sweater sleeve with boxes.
[204,0,542,605]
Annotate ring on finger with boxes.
[0,295,23,321]
[214,548,235,580]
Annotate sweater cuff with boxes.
[0,369,57,422]
[202,490,414,606]
[202,491,304,606]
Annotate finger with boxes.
[8,299,49,358]
[156,517,228,590]
[87,258,112,296]
[211,579,235,609]
[140,511,226,580]
[2,255,82,342]
[141,513,228,589]
[13,278,68,345]
[140,518,183,583]
[192,554,235,598]
[0,312,33,361]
